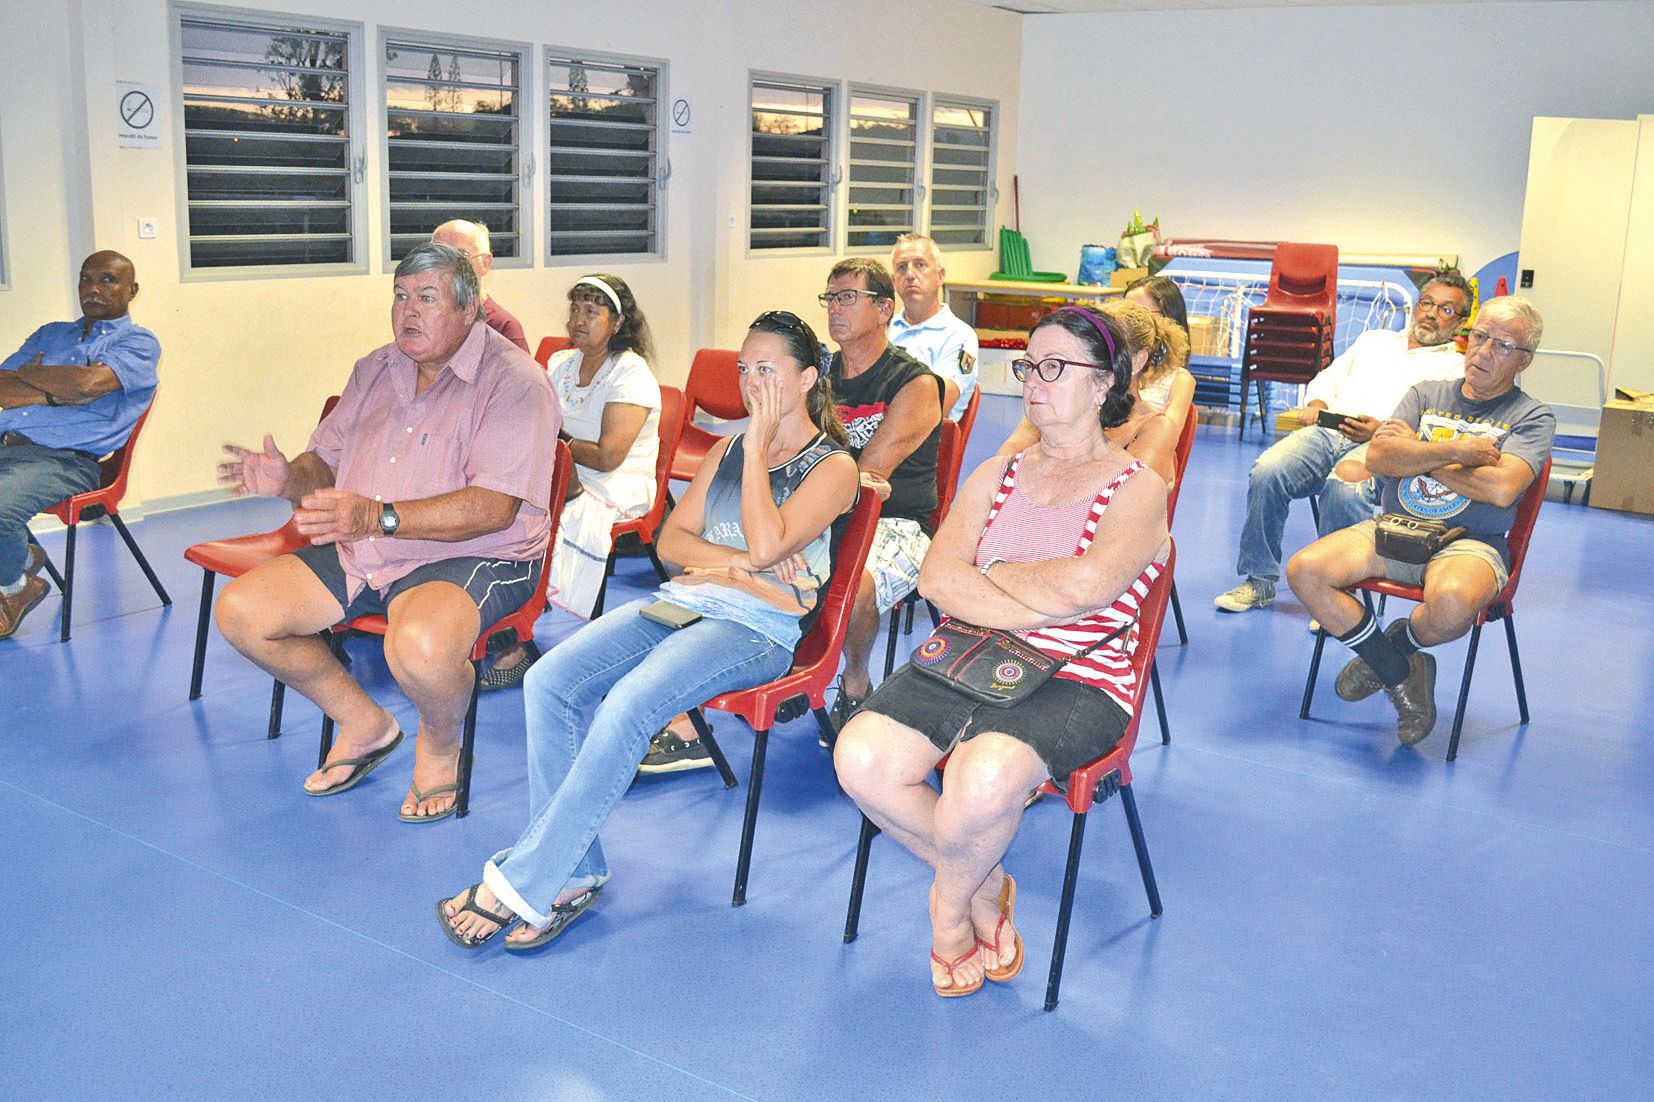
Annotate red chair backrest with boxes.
[926,420,963,533]
[1498,454,1552,606]
[654,385,685,489]
[1268,243,1339,303]
[955,383,983,444]
[50,391,158,524]
[1164,411,1197,526]
[791,490,883,673]
[535,335,571,367]
[683,349,745,422]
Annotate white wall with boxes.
[0,0,1021,505]
[1016,1,1654,279]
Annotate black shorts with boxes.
[860,662,1132,788]
[289,544,540,639]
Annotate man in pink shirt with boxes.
[215,242,561,822]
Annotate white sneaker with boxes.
[1214,578,1275,613]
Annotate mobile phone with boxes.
[639,599,702,630]
[1316,409,1353,431]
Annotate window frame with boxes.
[747,72,837,257]
[925,93,998,253]
[843,83,923,254]
[170,2,369,281]
[0,115,10,291]
[378,27,532,272]
[543,46,668,266]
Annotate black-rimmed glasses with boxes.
[1415,297,1463,319]
[1010,356,1110,383]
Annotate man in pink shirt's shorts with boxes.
[215,243,561,822]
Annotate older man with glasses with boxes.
[818,257,945,732]
[1286,296,1553,747]
[1215,270,1473,617]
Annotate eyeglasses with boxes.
[1415,297,1463,319]
[1010,356,1109,383]
[1466,328,1534,357]
[817,289,885,309]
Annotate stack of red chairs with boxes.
[1240,242,1339,439]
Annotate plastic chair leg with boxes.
[1121,783,1162,917]
[1237,367,1251,442]
[902,600,915,636]
[882,599,904,679]
[190,570,217,700]
[1045,809,1090,1012]
[456,662,480,818]
[1308,494,1322,532]
[644,543,669,584]
[1445,621,1484,762]
[688,708,738,789]
[1150,661,1170,745]
[109,513,172,606]
[26,533,65,590]
[267,681,285,740]
[1505,614,1530,725]
[843,813,881,943]
[591,552,614,617]
[1301,627,1329,718]
[59,522,77,643]
[731,726,771,907]
[812,705,837,751]
[1168,582,1188,647]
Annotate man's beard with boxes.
[1411,320,1452,346]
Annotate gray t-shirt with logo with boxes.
[1379,379,1554,563]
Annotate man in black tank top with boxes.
[818,257,945,728]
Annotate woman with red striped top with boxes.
[834,306,1169,998]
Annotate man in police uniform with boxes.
[887,234,979,420]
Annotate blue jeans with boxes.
[0,444,101,584]
[1236,427,1378,582]
[483,598,792,926]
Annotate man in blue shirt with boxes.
[887,234,979,420]
[0,250,160,638]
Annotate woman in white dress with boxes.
[485,274,661,689]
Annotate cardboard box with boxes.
[1591,395,1654,516]
[1188,314,1227,357]
[1109,266,1149,289]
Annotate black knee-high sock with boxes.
[1336,607,1410,686]
[1388,618,1423,658]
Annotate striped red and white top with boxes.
[969,454,1164,712]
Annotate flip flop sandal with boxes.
[399,781,460,823]
[480,641,540,693]
[504,885,603,952]
[979,873,1025,983]
[435,885,518,949]
[930,943,984,998]
[303,730,405,797]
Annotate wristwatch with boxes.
[980,557,1005,577]
[378,502,401,537]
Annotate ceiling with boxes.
[965,0,1572,12]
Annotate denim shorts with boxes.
[289,543,540,637]
[1348,519,1510,591]
[860,662,1131,788]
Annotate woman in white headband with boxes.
[483,273,662,689]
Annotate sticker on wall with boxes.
[671,97,691,136]
[117,82,160,149]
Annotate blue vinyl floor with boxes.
[3,395,1651,1100]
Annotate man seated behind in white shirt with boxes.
[1214,271,1471,615]
[887,233,979,421]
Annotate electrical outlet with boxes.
[137,218,159,240]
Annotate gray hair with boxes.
[395,242,483,320]
[1476,296,1544,350]
[892,233,942,264]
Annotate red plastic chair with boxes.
[884,385,984,659]
[844,541,1176,1012]
[311,441,572,819]
[1161,408,1198,651]
[1299,457,1552,761]
[668,349,744,492]
[29,397,170,643]
[185,396,341,718]
[533,335,571,367]
[1240,243,1338,440]
[690,490,883,906]
[591,385,686,617]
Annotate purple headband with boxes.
[1054,305,1118,365]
